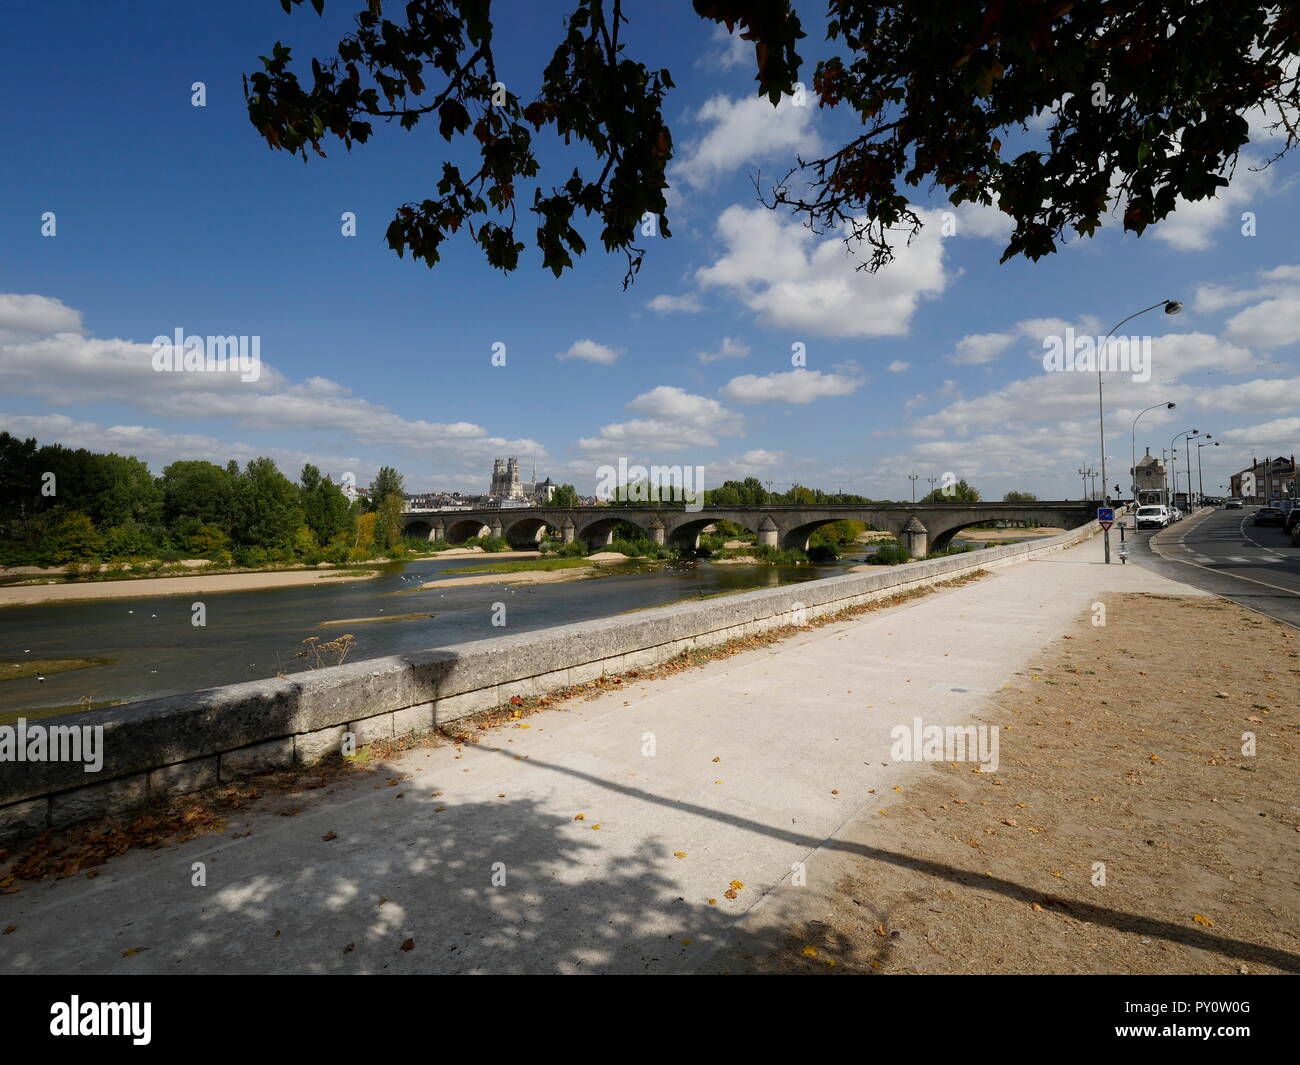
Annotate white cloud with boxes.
[1224,296,1300,349]
[721,367,863,405]
[556,338,622,365]
[577,386,744,452]
[697,336,751,364]
[700,24,751,71]
[886,360,910,373]
[695,205,950,338]
[673,94,822,190]
[949,199,1014,240]
[951,332,1015,365]
[0,293,83,342]
[0,293,545,483]
[1193,374,1300,414]
[647,293,702,314]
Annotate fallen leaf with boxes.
[400,938,416,951]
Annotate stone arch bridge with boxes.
[401,502,1096,557]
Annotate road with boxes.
[1124,505,1300,628]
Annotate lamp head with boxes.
[1164,300,1182,315]
[1167,402,1176,409]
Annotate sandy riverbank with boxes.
[420,566,599,589]
[0,568,380,607]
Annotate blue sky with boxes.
[1,0,1296,501]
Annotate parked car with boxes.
[1284,508,1300,539]
[1135,505,1171,529]
[1292,516,1300,548]
[1169,507,1184,522]
[1254,506,1285,527]
[1225,498,1243,509]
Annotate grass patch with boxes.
[0,699,125,726]
[0,657,115,683]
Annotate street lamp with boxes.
[1184,431,1207,508]
[1197,439,1219,503]
[1170,428,1199,509]
[1131,401,1176,504]
[908,471,919,503]
[1096,300,1182,562]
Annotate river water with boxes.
[0,553,868,717]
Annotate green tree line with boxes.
[0,431,411,568]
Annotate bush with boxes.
[235,546,268,568]
[608,537,669,559]
[868,544,911,565]
[325,543,350,564]
[806,542,840,564]
[754,545,808,565]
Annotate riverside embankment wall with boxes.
[0,521,1102,842]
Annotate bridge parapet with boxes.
[400,502,1097,551]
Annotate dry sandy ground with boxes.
[730,592,1300,975]
[0,568,379,607]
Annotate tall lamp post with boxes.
[908,472,919,502]
[1096,300,1182,562]
[1185,432,1209,508]
[1183,431,1207,508]
[1131,401,1176,504]
[1197,440,1219,503]
[1170,428,1199,510]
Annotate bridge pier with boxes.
[432,521,445,543]
[562,518,576,545]
[648,517,665,546]
[901,515,928,558]
[490,519,503,540]
[758,516,779,549]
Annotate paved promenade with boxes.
[0,532,1205,974]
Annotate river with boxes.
[0,553,870,718]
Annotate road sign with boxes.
[1098,520,1114,531]
[1097,507,1115,524]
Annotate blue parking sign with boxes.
[1097,507,1115,524]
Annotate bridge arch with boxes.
[668,516,761,552]
[403,519,435,541]
[780,514,902,552]
[576,514,652,548]
[444,518,491,545]
[501,516,556,549]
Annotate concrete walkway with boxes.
[0,533,1205,974]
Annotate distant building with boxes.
[1131,449,1166,504]
[1231,456,1296,502]
[487,457,555,505]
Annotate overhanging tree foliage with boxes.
[246,0,1298,278]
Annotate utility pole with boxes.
[1078,467,1090,500]
[908,472,919,502]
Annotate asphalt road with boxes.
[1121,505,1300,628]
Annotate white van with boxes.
[1135,505,1170,529]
